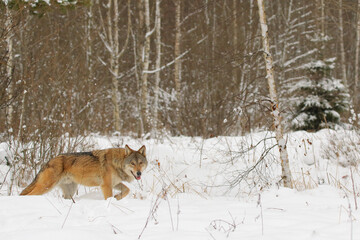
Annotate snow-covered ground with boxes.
[0,186,358,240]
[0,130,359,239]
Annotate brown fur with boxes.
[20,145,147,200]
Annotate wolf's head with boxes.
[123,145,148,180]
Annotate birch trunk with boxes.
[153,0,161,137]
[339,0,348,87]
[355,0,360,110]
[141,0,151,135]
[174,0,181,133]
[256,0,293,188]
[5,6,13,128]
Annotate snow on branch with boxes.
[143,34,207,75]
[283,49,317,67]
[143,49,189,74]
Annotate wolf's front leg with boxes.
[101,173,113,199]
[114,183,130,200]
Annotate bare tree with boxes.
[257,0,292,188]
[339,0,348,88]
[98,0,131,132]
[86,0,94,84]
[16,12,30,141]
[174,0,181,133]
[5,6,14,129]
[320,0,325,51]
[232,0,237,84]
[152,0,161,137]
[140,0,152,135]
[355,0,360,111]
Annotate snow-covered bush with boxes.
[322,130,360,167]
[291,58,350,131]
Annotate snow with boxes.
[301,58,336,72]
[0,187,357,240]
[291,112,316,129]
[1,130,360,239]
[318,78,345,92]
[283,49,317,67]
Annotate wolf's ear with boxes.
[138,145,146,156]
[125,145,133,156]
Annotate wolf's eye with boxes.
[139,162,143,165]
[131,162,135,166]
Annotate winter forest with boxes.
[1,0,358,139]
[1,0,360,239]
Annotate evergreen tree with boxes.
[291,58,350,131]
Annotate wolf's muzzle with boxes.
[131,170,142,180]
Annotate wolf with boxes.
[20,145,147,200]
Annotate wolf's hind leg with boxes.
[59,182,78,199]
[114,183,130,200]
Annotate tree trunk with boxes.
[98,0,131,132]
[85,0,93,81]
[141,0,151,135]
[18,13,28,141]
[135,0,144,137]
[355,0,360,111]
[320,0,325,51]
[153,0,161,137]
[82,0,94,131]
[174,0,181,134]
[256,0,293,188]
[86,0,94,83]
[232,0,237,85]
[5,6,14,129]
[339,0,347,88]
[109,0,121,132]
[278,0,293,84]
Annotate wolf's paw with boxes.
[114,193,127,200]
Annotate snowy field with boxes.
[0,130,359,239]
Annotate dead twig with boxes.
[61,201,74,229]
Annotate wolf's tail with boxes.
[20,176,39,195]
[20,158,62,196]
